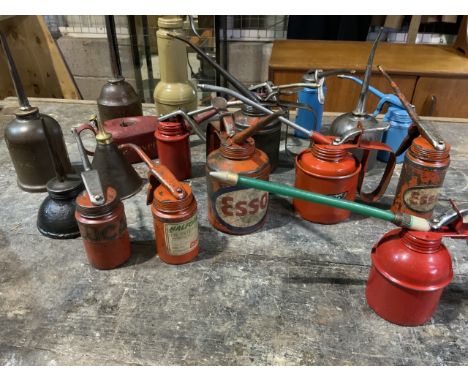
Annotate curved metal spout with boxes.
[118,143,186,199]
[0,31,31,109]
[353,27,383,115]
[198,83,333,145]
[167,33,259,104]
[159,110,207,142]
[231,111,284,144]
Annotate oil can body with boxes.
[151,183,199,264]
[206,139,271,235]
[294,145,361,224]
[392,136,450,219]
[75,187,131,270]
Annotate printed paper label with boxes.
[403,186,441,213]
[164,214,199,256]
[79,215,127,243]
[213,186,268,232]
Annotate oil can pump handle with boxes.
[332,121,390,146]
[0,31,31,110]
[230,111,285,145]
[198,83,333,145]
[73,123,98,156]
[378,65,445,151]
[430,204,468,231]
[118,143,186,200]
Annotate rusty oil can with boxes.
[392,136,450,219]
[206,113,281,234]
[120,143,199,264]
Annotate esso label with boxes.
[212,186,268,233]
[403,186,441,213]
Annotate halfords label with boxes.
[164,214,199,256]
[212,186,268,233]
[403,186,441,213]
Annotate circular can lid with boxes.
[76,186,120,217]
[158,16,184,29]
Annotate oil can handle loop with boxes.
[355,141,396,203]
[74,124,97,156]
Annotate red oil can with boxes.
[206,113,281,234]
[392,136,450,219]
[294,139,396,224]
[120,143,199,264]
[155,118,192,181]
[75,187,131,270]
[366,207,467,325]
[104,116,159,163]
[294,144,361,224]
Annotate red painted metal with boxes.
[75,187,131,270]
[294,145,361,224]
[120,143,199,264]
[367,217,468,326]
[392,136,451,219]
[103,116,158,163]
[155,119,192,181]
[293,139,396,224]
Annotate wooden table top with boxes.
[270,40,468,77]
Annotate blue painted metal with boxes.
[294,85,326,138]
[339,75,412,163]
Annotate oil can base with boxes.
[17,180,47,193]
[158,247,199,265]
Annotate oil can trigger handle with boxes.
[430,204,468,231]
[74,123,97,156]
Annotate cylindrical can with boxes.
[104,116,159,164]
[294,144,361,224]
[75,187,131,270]
[294,84,327,138]
[366,229,452,326]
[151,182,199,264]
[155,120,191,180]
[234,105,282,171]
[207,137,271,234]
[391,136,450,218]
[378,106,411,164]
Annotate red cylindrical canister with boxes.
[294,144,361,224]
[75,187,131,270]
[151,182,199,264]
[155,120,191,180]
[104,116,159,164]
[207,137,271,234]
[392,136,450,219]
[366,229,453,326]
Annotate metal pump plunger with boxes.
[1,31,74,192]
[37,120,83,239]
[97,15,143,123]
[330,28,387,171]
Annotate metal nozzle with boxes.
[0,31,31,110]
[90,115,113,144]
[105,15,123,79]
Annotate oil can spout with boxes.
[118,143,186,199]
[167,33,259,104]
[231,110,284,144]
[0,31,31,110]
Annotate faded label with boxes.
[79,216,127,243]
[403,186,442,213]
[213,186,268,231]
[164,214,199,256]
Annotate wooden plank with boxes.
[412,77,468,118]
[406,16,421,44]
[269,40,468,78]
[0,16,81,100]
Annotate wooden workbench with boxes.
[0,98,467,365]
[269,40,468,118]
